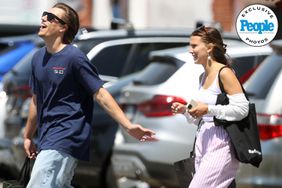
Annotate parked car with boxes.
[73,28,195,83]
[236,40,282,188]
[2,28,199,188]
[112,41,273,188]
[0,35,40,82]
[2,48,36,138]
[0,24,40,37]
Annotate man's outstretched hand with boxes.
[127,124,158,142]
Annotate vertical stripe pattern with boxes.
[189,122,239,188]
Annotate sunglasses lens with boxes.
[42,11,65,25]
[47,13,55,22]
[48,14,55,21]
[42,12,55,22]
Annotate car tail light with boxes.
[257,113,282,140]
[16,85,30,91]
[14,85,31,99]
[137,95,187,117]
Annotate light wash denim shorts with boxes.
[27,149,78,188]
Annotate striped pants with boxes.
[189,122,239,188]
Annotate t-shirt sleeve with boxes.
[73,55,104,95]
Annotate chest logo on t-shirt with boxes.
[52,66,65,75]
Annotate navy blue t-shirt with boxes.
[30,45,104,161]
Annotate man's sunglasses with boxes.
[42,11,66,25]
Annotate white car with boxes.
[236,40,282,188]
[112,40,272,188]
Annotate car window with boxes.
[244,54,282,99]
[232,55,267,79]
[91,44,132,77]
[73,39,109,54]
[132,57,184,86]
[107,72,140,96]
[121,42,187,76]
[91,42,187,78]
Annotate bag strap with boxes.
[218,66,227,93]
[190,137,197,158]
[218,66,249,100]
[190,119,202,158]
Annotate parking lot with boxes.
[1,31,282,187]
[0,4,282,185]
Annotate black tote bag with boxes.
[3,157,32,188]
[173,147,195,188]
[173,120,202,188]
[214,66,262,167]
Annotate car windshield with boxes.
[244,54,282,99]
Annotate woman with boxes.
[171,26,249,188]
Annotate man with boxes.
[24,3,156,187]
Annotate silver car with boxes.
[236,40,282,188]
[112,41,273,188]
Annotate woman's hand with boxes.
[188,101,208,118]
[171,102,187,114]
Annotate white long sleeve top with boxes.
[183,73,249,124]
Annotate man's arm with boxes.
[23,95,38,158]
[94,87,156,141]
